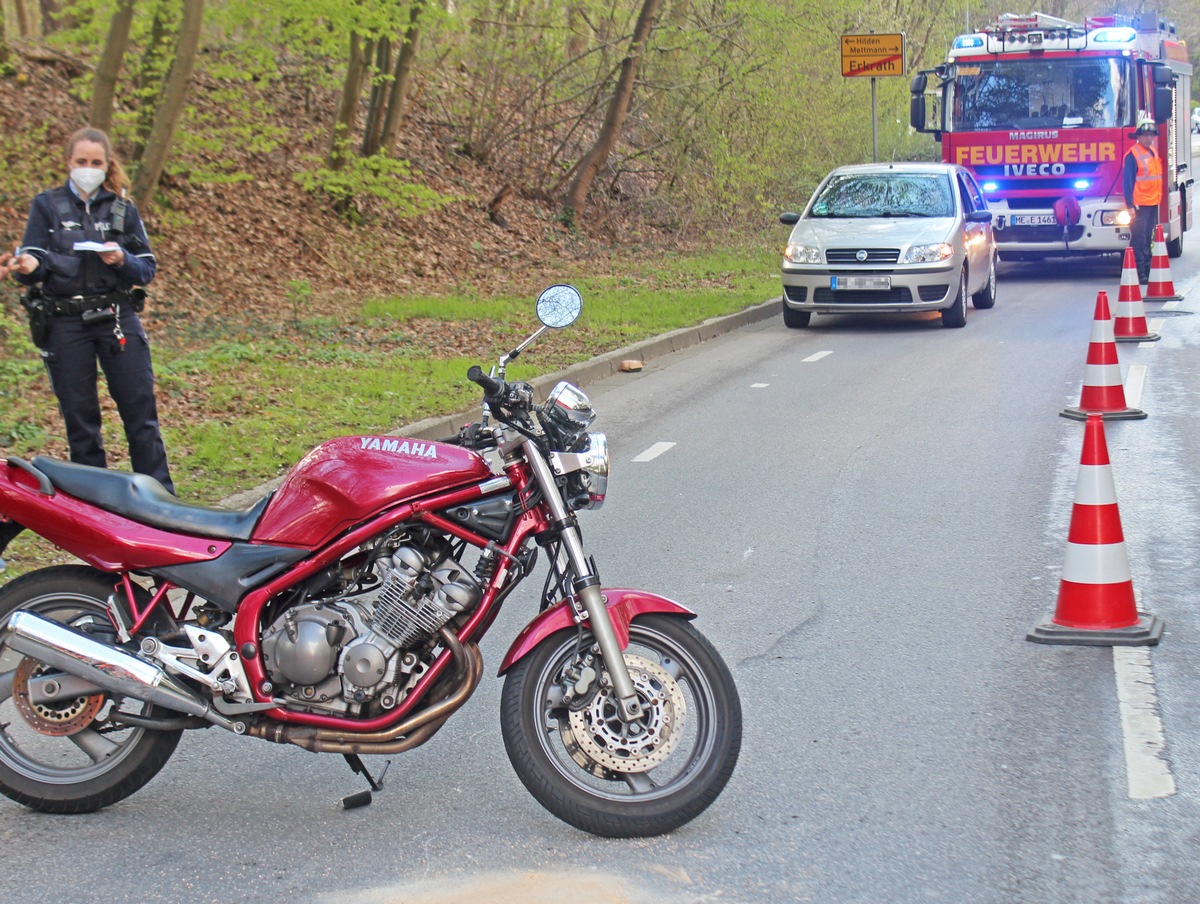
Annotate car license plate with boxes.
[831,276,891,290]
[1010,214,1058,226]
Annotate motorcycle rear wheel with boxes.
[501,614,741,837]
[0,566,182,813]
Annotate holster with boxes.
[19,286,52,349]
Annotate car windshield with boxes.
[808,173,954,218]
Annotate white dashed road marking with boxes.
[803,351,833,363]
[1113,647,1176,799]
[633,442,675,462]
[1124,364,1147,408]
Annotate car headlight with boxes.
[784,243,823,265]
[1101,210,1132,227]
[901,243,954,264]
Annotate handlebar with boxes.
[467,365,506,401]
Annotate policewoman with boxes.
[0,127,174,493]
[1122,113,1163,285]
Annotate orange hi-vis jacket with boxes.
[1128,144,1163,207]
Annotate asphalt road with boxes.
[2,251,1200,903]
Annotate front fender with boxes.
[498,588,696,675]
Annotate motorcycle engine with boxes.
[261,536,482,715]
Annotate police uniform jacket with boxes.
[15,182,156,299]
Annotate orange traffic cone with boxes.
[1061,290,1146,421]
[1113,247,1160,343]
[1145,224,1182,301]
[1028,415,1163,645]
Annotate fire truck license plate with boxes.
[1010,214,1058,226]
[831,276,891,290]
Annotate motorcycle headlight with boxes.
[545,381,596,427]
[568,432,609,510]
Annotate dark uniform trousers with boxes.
[1131,205,1159,283]
[42,304,174,494]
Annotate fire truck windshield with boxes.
[947,57,1131,132]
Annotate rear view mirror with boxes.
[536,284,582,329]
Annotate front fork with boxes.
[522,440,643,721]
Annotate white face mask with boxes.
[70,167,106,196]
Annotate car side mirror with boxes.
[967,210,993,224]
[779,212,800,226]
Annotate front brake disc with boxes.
[561,653,686,775]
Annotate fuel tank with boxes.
[252,435,493,548]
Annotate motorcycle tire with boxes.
[500,613,741,838]
[0,566,182,813]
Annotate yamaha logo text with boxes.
[360,437,438,458]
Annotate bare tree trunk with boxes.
[562,0,661,227]
[131,0,205,208]
[91,0,136,133]
[11,0,38,38]
[133,2,176,157]
[361,36,391,157]
[327,32,373,170]
[379,0,425,156]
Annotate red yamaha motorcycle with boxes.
[0,285,740,837]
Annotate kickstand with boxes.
[341,754,391,810]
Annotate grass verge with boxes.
[0,242,781,575]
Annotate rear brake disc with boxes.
[12,657,106,737]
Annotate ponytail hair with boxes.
[65,126,131,197]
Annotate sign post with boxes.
[841,33,906,162]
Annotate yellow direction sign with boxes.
[841,33,905,78]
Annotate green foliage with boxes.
[0,123,53,212]
[285,279,314,327]
[0,311,49,456]
[293,155,456,221]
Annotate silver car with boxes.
[779,162,997,329]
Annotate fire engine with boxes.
[910,11,1193,259]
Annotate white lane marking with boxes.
[1124,364,1147,408]
[803,351,833,363]
[751,383,769,388]
[633,442,675,462]
[1139,321,1165,348]
[1163,301,1180,311]
[1113,647,1176,799]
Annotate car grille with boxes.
[783,285,808,302]
[917,284,951,302]
[813,287,914,304]
[825,248,901,264]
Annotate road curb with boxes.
[219,297,782,509]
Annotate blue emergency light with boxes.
[1090,27,1137,44]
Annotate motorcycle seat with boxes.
[30,456,272,541]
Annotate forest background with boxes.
[0,0,1198,532]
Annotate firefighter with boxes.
[1122,114,1163,285]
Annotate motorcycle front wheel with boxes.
[500,614,741,837]
[0,566,182,813]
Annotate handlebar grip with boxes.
[467,365,506,400]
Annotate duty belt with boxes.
[47,291,130,316]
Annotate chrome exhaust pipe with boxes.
[3,611,231,728]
